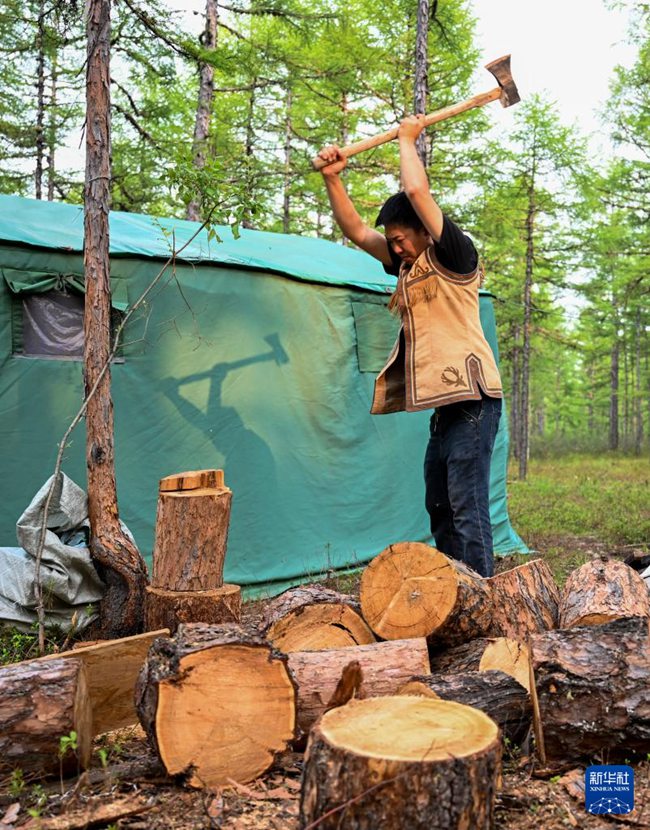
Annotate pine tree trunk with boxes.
[84,0,148,638]
[510,324,521,459]
[340,92,349,246]
[414,0,429,167]
[634,308,643,456]
[35,0,46,199]
[186,0,218,222]
[282,88,292,234]
[46,49,57,201]
[519,184,535,480]
[609,300,620,451]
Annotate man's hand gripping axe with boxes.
[311,55,520,170]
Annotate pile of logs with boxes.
[2,525,649,830]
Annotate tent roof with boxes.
[0,194,400,294]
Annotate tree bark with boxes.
[609,297,620,451]
[399,669,531,743]
[186,0,218,222]
[558,558,650,628]
[531,616,650,763]
[519,175,536,480]
[260,584,375,652]
[84,0,148,638]
[282,87,292,234]
[510,323,521,459]
[486,558,559,638]
[144,584,241,633]
[429,636,531,693]
[635,307,643,455]
[0,657,92,778]
[414,0,430,167]
[286,638,430,738]
[35,0,46,199]
[300,697,502,830]
[135,623,297,787]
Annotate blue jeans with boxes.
[423,392,502,577]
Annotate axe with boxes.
[311,55,520,171]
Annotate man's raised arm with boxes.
[318,145,392,266]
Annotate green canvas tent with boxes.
[0,194,526,596]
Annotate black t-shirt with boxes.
[383,214,478,277]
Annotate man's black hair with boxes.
[375,191,425,231]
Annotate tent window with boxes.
[351,299,400,373]
[16,290,123,360]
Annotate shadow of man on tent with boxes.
[160,334,290,575]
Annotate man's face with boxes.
[384,224,431,266]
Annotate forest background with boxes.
[1,0,649,479]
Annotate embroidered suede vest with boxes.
[371,244,503,414]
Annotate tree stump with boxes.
[399,670,531,743]
[558,558,650,628]
[287,638,429,738]
[299,696,502,830]
[487,559,559,638]
[135,623,297,787]
[360,542,492,646]
[0,658,92,778]
[530,616,650,763]
[152,469,231,591]
[260,585,375,652]
[144,585,241,632]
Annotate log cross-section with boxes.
[135,623,297,787]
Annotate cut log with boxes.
[0,657,92,778]
[144,584,241,633]
[152,470,232,591]
[531,616,650,762]
[135,623,297,787]
[299,696,501,830]
[399,670,531,743]
[558,557,650,628]
[286,637,429,737]
[27,629,168,736]
[487,558,559,639]
[360,542,492,646]
[429,637,531,693]
[159,469,224,492]
[260,584,375,652]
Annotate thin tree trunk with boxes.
[241,80,256,229]
[414,0,429,167]
[46,49,57,201]
[186,0,218,222]
[282,87,292,235]
[586,364,594,435]
[609,299,620,451]
[35,0,47,199]
[340,91,349,246]
[510,324,520,460]
[519,183,535,480]
[635,308,642,456]
[84,0,148,638]
[623,335,630,451]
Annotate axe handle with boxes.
[312,86,502,171]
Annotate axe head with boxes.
[264,333,289,365]
[485,54,520,107]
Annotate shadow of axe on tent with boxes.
[311,55,520,170]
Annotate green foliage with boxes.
[58,730,78,759]
[0,624,66,665]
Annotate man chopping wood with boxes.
[318,114,502,577]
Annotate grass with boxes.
[506,453,650,584]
